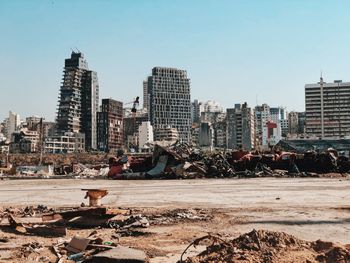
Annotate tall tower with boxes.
[147,67,191,142]
[143,80,149,110]
[56,51,99,150]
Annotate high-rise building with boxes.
[25,116,41,131]
[270,106,288,136]
[97,99,123,153]
[147,67,191,142]
[56,52,99,150]
[138,121,154,151]
[81,70,99,150]
[143,80,149,110]
[191,99,201,124]
[154,126,179,143]
[288,111,299,135]
[201,100,223,113]
[123,111,149,149]
[214,115,227,148]
[305,77,350,138]
[298,112,306,134]
[3,111,21,140]
[255,104,271,146]
[200,111,227,148]
[227,103,255,150]
[199,122,214,147]
[262,120,281,147]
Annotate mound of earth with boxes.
[182,229,350,263]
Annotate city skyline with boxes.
[3,0,350,121]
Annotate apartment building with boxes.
[227,103,255,150]
[97,99,123,153]
[147,67,191,143]
[305,77,350,138]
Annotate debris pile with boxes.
[181,229,350,263]
[138,143,350,179]
[0,189,213,262]
[49,234,148,263]
[149,209,212,225]
[0,202,151,262]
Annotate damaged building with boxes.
[56,51,99,151]
[147,67,191,143]
[227,103,255,150]
[10,129,40,153]
[44,132,85,153]
[201,111,227,148]
[123,111,149,151]
[97,99,123,153]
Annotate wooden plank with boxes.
[105,208,131,216]
[42,207,107,221]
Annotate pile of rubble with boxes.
[0,189,213,262]
[139,142,350,179]
[181,229,350,263]
[0,205,150,262]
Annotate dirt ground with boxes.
[0,178,349,262]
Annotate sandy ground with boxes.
[0,178,350,262]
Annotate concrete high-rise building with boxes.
[214,116,227,148]
[262,120,281,147]
[201,100,223,113]
[298,112,306,134]
[97,99,123,153]
[3,111,21,140]
[138,121,153,151]
[25,116,41,131]
[123,111,149,149]
[81,70,99,150]
[288,111,299,135]
[288,111,306,137]
[227,103,255,150]
[154,126,179,143]
[270,107,288,137]
[56,51,99,150]
[191,99,201,124]
[305,77,350,138]
[255,104,271,146]
[147,67,191,142]
[143,80,149,110]
[200,111,227,148]
[199,122,214,147]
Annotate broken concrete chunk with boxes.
[66,236,91,253]
[83,246,148,263]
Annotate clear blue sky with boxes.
[1,0,350,121]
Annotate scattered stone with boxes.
[83,246,148,263]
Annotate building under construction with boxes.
[56,52,99,151]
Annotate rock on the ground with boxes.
[83,246,148,263]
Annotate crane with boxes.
[124,96,140,131]
[124,97,140,145]
[124,96,140,115]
